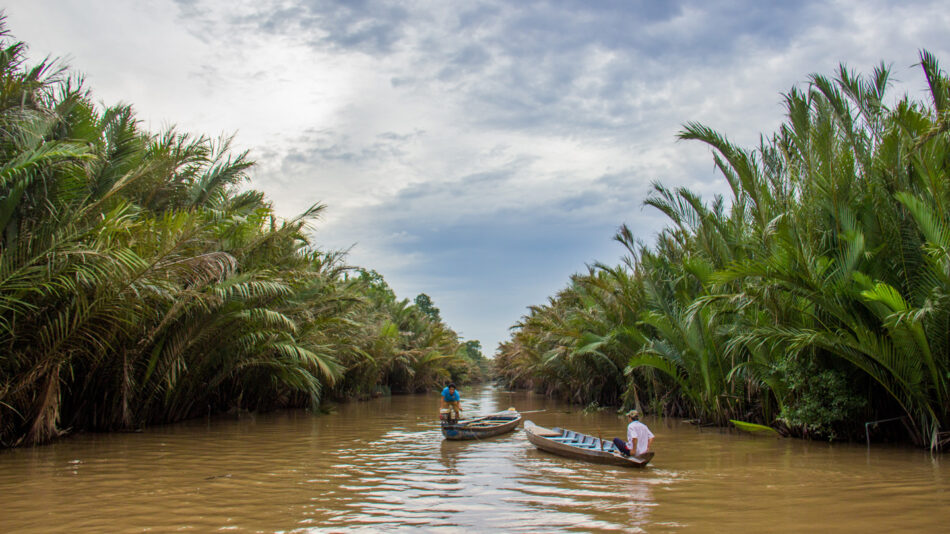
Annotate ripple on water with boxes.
[3,386,950,533]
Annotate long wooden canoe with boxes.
[441,408,522,440]
[524,420,654,467]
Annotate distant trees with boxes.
[414,293,441,322]
[0,22,477,448]
[453,340,491,384]
[496,52,950,449]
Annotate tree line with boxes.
[495,52,950,450]
[0,23,486,448]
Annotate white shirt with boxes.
[627,420,654,455]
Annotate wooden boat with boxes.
[441,408,522,440]
[524,420,654,467]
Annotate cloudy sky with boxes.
[7,1,950,352]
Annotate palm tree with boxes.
[499,50,950,448]
[0,21,472,447]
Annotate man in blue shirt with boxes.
[440,383,462,420]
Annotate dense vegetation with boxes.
[0,25,486,448]
[496,53,950,450]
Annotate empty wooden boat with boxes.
[524,420,653,467]
[441,408,522,440]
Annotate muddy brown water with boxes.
[1,385,949,533]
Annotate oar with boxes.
[461,414,492,424]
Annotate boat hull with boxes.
[441,410,522,440]
[524,420,653,467]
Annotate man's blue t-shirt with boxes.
[441,387,460,402]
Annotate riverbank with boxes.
[0,23,486,449]
[495,54,950,449]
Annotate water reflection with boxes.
[438,440,464,473]
[1,385,949,532]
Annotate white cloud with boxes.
[7,0,950,351]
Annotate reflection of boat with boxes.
[438,440,462,471]
[524,420,653,467]
[440,408,522,440]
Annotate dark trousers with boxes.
[612,437,631,456]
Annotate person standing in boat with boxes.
[440,383,462,420]
[612,410,654,457]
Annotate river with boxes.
[1,384,948,532]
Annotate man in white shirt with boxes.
[612,410,654,457]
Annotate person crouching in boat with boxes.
[612,410,654,457]
[440,383,462,422]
